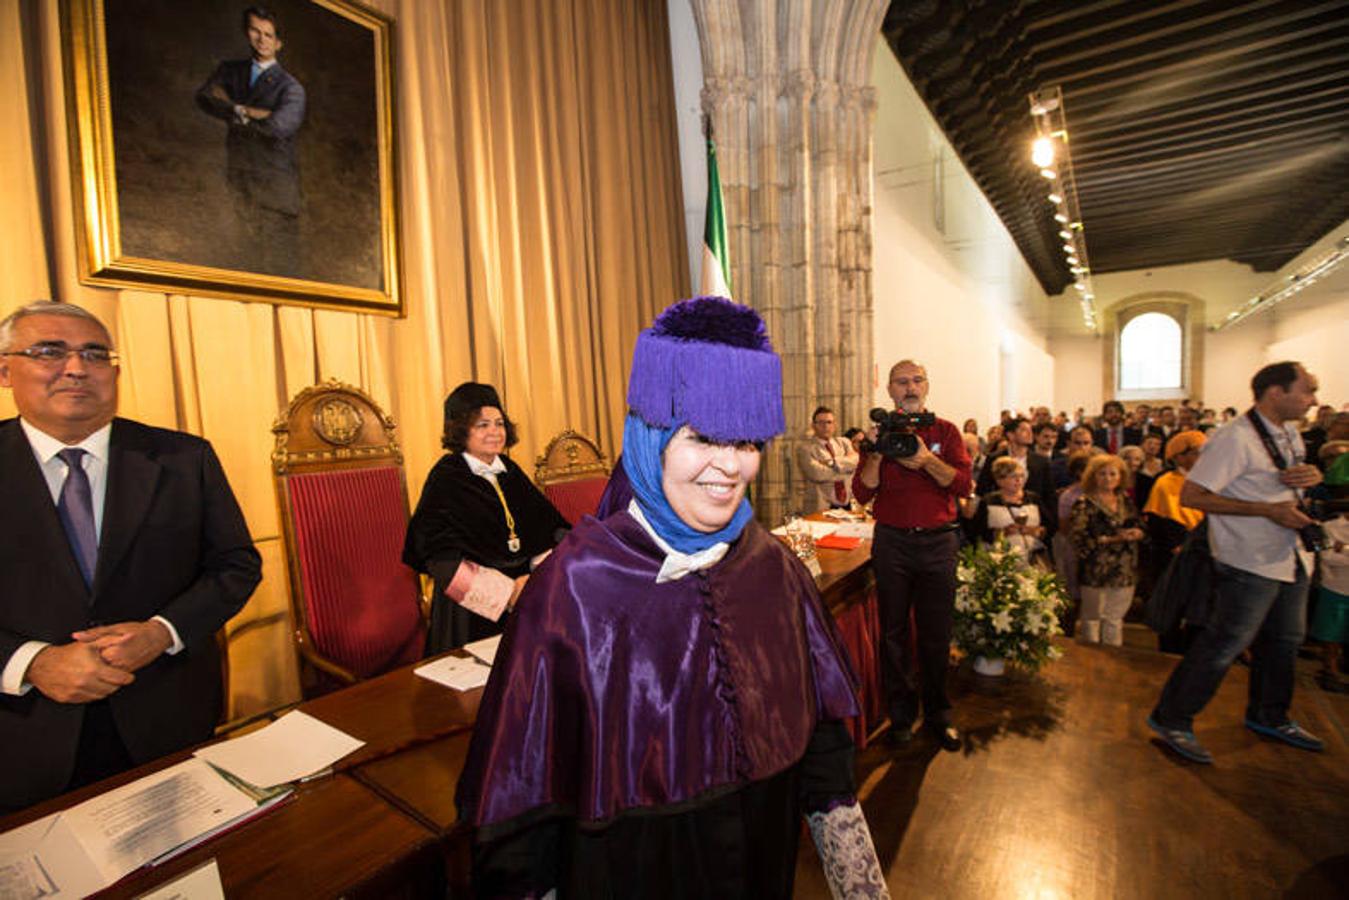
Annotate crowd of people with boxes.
[798,377,1349,768]
[5,290,1346,894]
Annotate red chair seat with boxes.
[287,467,425,679]
[544,476,609,525]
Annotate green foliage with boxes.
[952,540,1069,672]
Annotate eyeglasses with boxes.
[1,344,119,367]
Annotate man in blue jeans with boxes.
[1148,361,1325,763]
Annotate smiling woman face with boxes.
[661,426,762,532]
[464,406,506,464]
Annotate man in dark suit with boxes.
[196,5,307,277]
[1093,400,1141,453]
[0,302,261,812]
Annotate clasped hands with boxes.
[209,85,272,125]
[26,620,173,704]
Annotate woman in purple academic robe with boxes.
[455,298,889,899]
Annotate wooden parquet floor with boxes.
[795,628,1349,899]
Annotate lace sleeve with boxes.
[806,800,890,899]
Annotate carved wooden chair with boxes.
[272,380,426,698]
[534,429,611,524]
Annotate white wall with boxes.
[1050,335,1104,417]
[1047,235,1349,413]
[871,41,1053,431]
[1268,298,1349,407]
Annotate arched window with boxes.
[1119,312,1182,391]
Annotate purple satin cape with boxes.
[455,512,859,835]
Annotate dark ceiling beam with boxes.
[881,0,1349,295]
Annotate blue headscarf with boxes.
[622,415,754,554]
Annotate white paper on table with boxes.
[0,813,104,899]
[134,858,225,900]
[462,634,502,667]
[832,521,875,540]
[414,654,491,691]
[193,711,364,790]
[61,759,254,885]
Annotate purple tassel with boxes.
[626,298,785,443]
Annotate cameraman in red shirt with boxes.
[854,360,972,751]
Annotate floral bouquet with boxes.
[953,541,1069,672]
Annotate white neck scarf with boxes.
[627,500,729,583]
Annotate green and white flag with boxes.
[699,140,732,299]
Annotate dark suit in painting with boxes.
[196,59,307,276]
[0,418,261,811]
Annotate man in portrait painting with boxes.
[195,5,307,278]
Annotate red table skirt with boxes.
[832,590,885,748]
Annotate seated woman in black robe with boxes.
[455,298,889,899]
[403,382,570,653]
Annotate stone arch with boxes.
[1100,291,1206,402]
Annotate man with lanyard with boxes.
[854,360,971,751]
[1148,361,1325,763]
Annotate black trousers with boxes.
[872,525,960,729]
[67,699,133,793]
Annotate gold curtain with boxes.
[0,0,688,718]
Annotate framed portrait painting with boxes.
[61,0,404,315]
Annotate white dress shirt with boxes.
[463,452,508,482]
[1187,412,1313,582]
[2,419,182,696]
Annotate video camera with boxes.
[859,407,935,460]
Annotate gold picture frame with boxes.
[61,0,404,315]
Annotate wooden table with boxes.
[0,761,441,899]
[0,648,491,899]
[2,531,878,898]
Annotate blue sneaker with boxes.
[1244,719,1325,752]
[1146,715,1214,764]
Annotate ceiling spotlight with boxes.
[1029,84,1097,333]
[1029,92,1060,116]
[1031,137,1055,168]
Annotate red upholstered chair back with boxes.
[534,429,611,525]
[273,381,425,697]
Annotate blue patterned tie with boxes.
[57,448,98,587]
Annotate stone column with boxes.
[690,0,887,524]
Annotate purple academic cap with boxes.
[625,296,785,443]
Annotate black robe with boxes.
[403,452,569,652]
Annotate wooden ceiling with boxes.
[882,0,1349,295]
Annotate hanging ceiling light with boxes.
[1029,85,1096,332]
[1211,235,1349,331]
[1031,137,1056,168]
